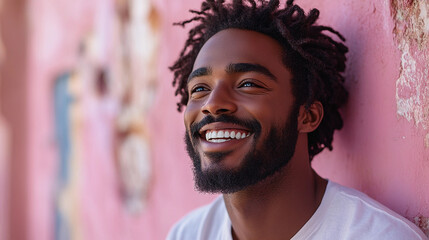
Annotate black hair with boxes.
[170,0,348,160]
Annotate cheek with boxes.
[183,101,202,128]
[243,95,287,120]
[243,98,292,133]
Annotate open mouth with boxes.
[203,129,251,143]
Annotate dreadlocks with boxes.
[170,0,348,160]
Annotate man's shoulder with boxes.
[329,181,415,227]
[302,181,427,239]
[166,196,228,240]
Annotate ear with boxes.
[297,101,324,133]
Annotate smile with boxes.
[204,129,251,143]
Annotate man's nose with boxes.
[201,84,237,116]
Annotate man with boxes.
[167,0,427,239]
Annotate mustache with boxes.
[189,115,262,138]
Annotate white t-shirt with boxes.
[167,181,427,239]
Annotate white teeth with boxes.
[230,131,235,138]
[235,132,241,139]
[204,130,251,141]
[217,131,224,138]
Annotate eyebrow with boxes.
[187,63,277,82]
[226,63,277,81]
[188,67,212,82]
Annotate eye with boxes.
[237,79,271,95]
[238,80,262,88]
[188,84,210,99]
[191,86,208,93]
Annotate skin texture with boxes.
[184,29,328,240]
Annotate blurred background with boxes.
[0,0,428,239]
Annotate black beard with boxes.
[184,107,299,194]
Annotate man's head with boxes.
[170,0,348,193]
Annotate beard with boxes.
[184,106,300,194]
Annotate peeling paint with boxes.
[414,215,429,237]
[392,0,429,144]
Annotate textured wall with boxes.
[391,0,429,232]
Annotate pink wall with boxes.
[1,0,30,239]
[1,0,428,239]
[22,0,210,239]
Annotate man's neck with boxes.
[222,153,327,240]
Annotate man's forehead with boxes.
[192,29,284,73]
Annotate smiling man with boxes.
[167,0,426,239]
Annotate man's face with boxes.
[184,29,299,193]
